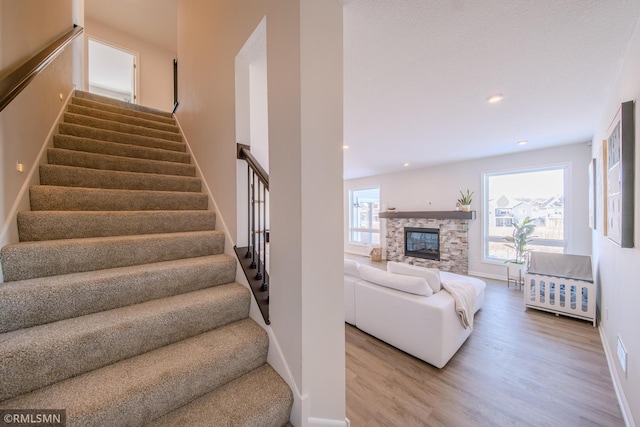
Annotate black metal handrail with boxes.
[0,25,84,112]
[172,58,179,113]
[235,143,270,324]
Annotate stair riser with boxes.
[0,255,236,333]
[64,113,183,142]
[59,123,186,152]
[74,90,174,118]
[67,104,180,134]
[29,186,208,211]
[39,165,202,193]
[18,211,216,241]
[71,97,176,125]
[53,134,191,164]
[0,231,225,281]
[0,320,268,427]
[0,285,250,401]
[47,148,196,177]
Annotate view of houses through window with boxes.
[484,166,567,262]
[349,188,380,245]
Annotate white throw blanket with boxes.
[442,280,477,330]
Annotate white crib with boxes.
[524,252,596,327]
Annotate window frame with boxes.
[482,163,572,264]
[348,187,381,246]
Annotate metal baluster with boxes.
[255,179,263,281]
[250,171,257,269]
[260,184,268,292]
[244,163,252,259]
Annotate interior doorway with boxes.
[88,38,137,103]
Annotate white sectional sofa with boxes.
[344,259,486,368]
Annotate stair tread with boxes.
[53,134,191,164]
[39,164,202,192]
[0,284,250,401]
[71,97,176,125]
[74,90,173,118]
[148,364,293,427]
[0,254,237,333]
[29,185,208,211]
[64,112,183,143]
[0,230,225,281]
[59,122,186,152]
[18,210,216,241]
[47,148,196,177]
[0,319,268,427]
[67,104,180,134]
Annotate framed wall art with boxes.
[588,158,596,230]
[596,140,607,235]
[606,101,635,248]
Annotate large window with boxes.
[484,166,567,262]
[349,188,380,245]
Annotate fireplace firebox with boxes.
[404,227,440,260]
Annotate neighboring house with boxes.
[2,1,640,426]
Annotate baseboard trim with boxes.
[174,115,304,426]
[599,326,635,427]
[308,417,350,427]
[0,87,75,280]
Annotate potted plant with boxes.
[457,189,473,212]
[504,216,536,286]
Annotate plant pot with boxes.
[461,204,471,212]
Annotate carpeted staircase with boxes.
[0,91,293,426]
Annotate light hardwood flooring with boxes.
[345,258,624,426]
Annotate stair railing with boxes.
[235,144,270,324]
[0,25,83,112]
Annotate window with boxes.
[484,166,567,262]
[349,188,380,245]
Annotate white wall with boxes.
[591,15,640,427]
[345,142,592,281]
[84,18,175,111]
[0,0,76,262]
[177,1,345,425]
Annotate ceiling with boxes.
[84,0,640,180]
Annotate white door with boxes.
[88,38,137,103]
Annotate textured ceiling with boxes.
[343,0,640,179]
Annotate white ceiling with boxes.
[343,0,640,179]
[84,0,177,52]
[83,0,640,180]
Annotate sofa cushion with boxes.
[359,265,433,296]
[387,261,442,293]
[344,259,361,278]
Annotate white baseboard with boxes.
[174,116,306,426]
[599,326,636,427]
[308,417,350,427]
[0,88,75,281]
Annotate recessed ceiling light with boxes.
[403,162,410,167]
[517,140,528,146]
[342,144,350,150]
[487,94,504,104]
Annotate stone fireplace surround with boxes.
[379,211,473,275]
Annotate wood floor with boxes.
[346,276,624,426]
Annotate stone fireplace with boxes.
[380,211,473,275]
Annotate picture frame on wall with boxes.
[606,101,635,248]
[596,140,608,236]
[588,158,596,230]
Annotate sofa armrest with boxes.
[354,279,471,368]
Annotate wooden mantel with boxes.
[378,210,476,220]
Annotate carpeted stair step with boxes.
[39,164,202,192]
[59,122,186,152]
[17,210,216,241]
[148,364,293,427]
[0,318,268,427]
[29,186,208,211]
[64,112,183,142]
[74,89,174,118]
[0,283,250,401]
[47,148,196,177]
[71,96,177,125]
[53,134,191,164]
[67,104,180,134]
[0,255,236,333]
[0,230,224,281]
